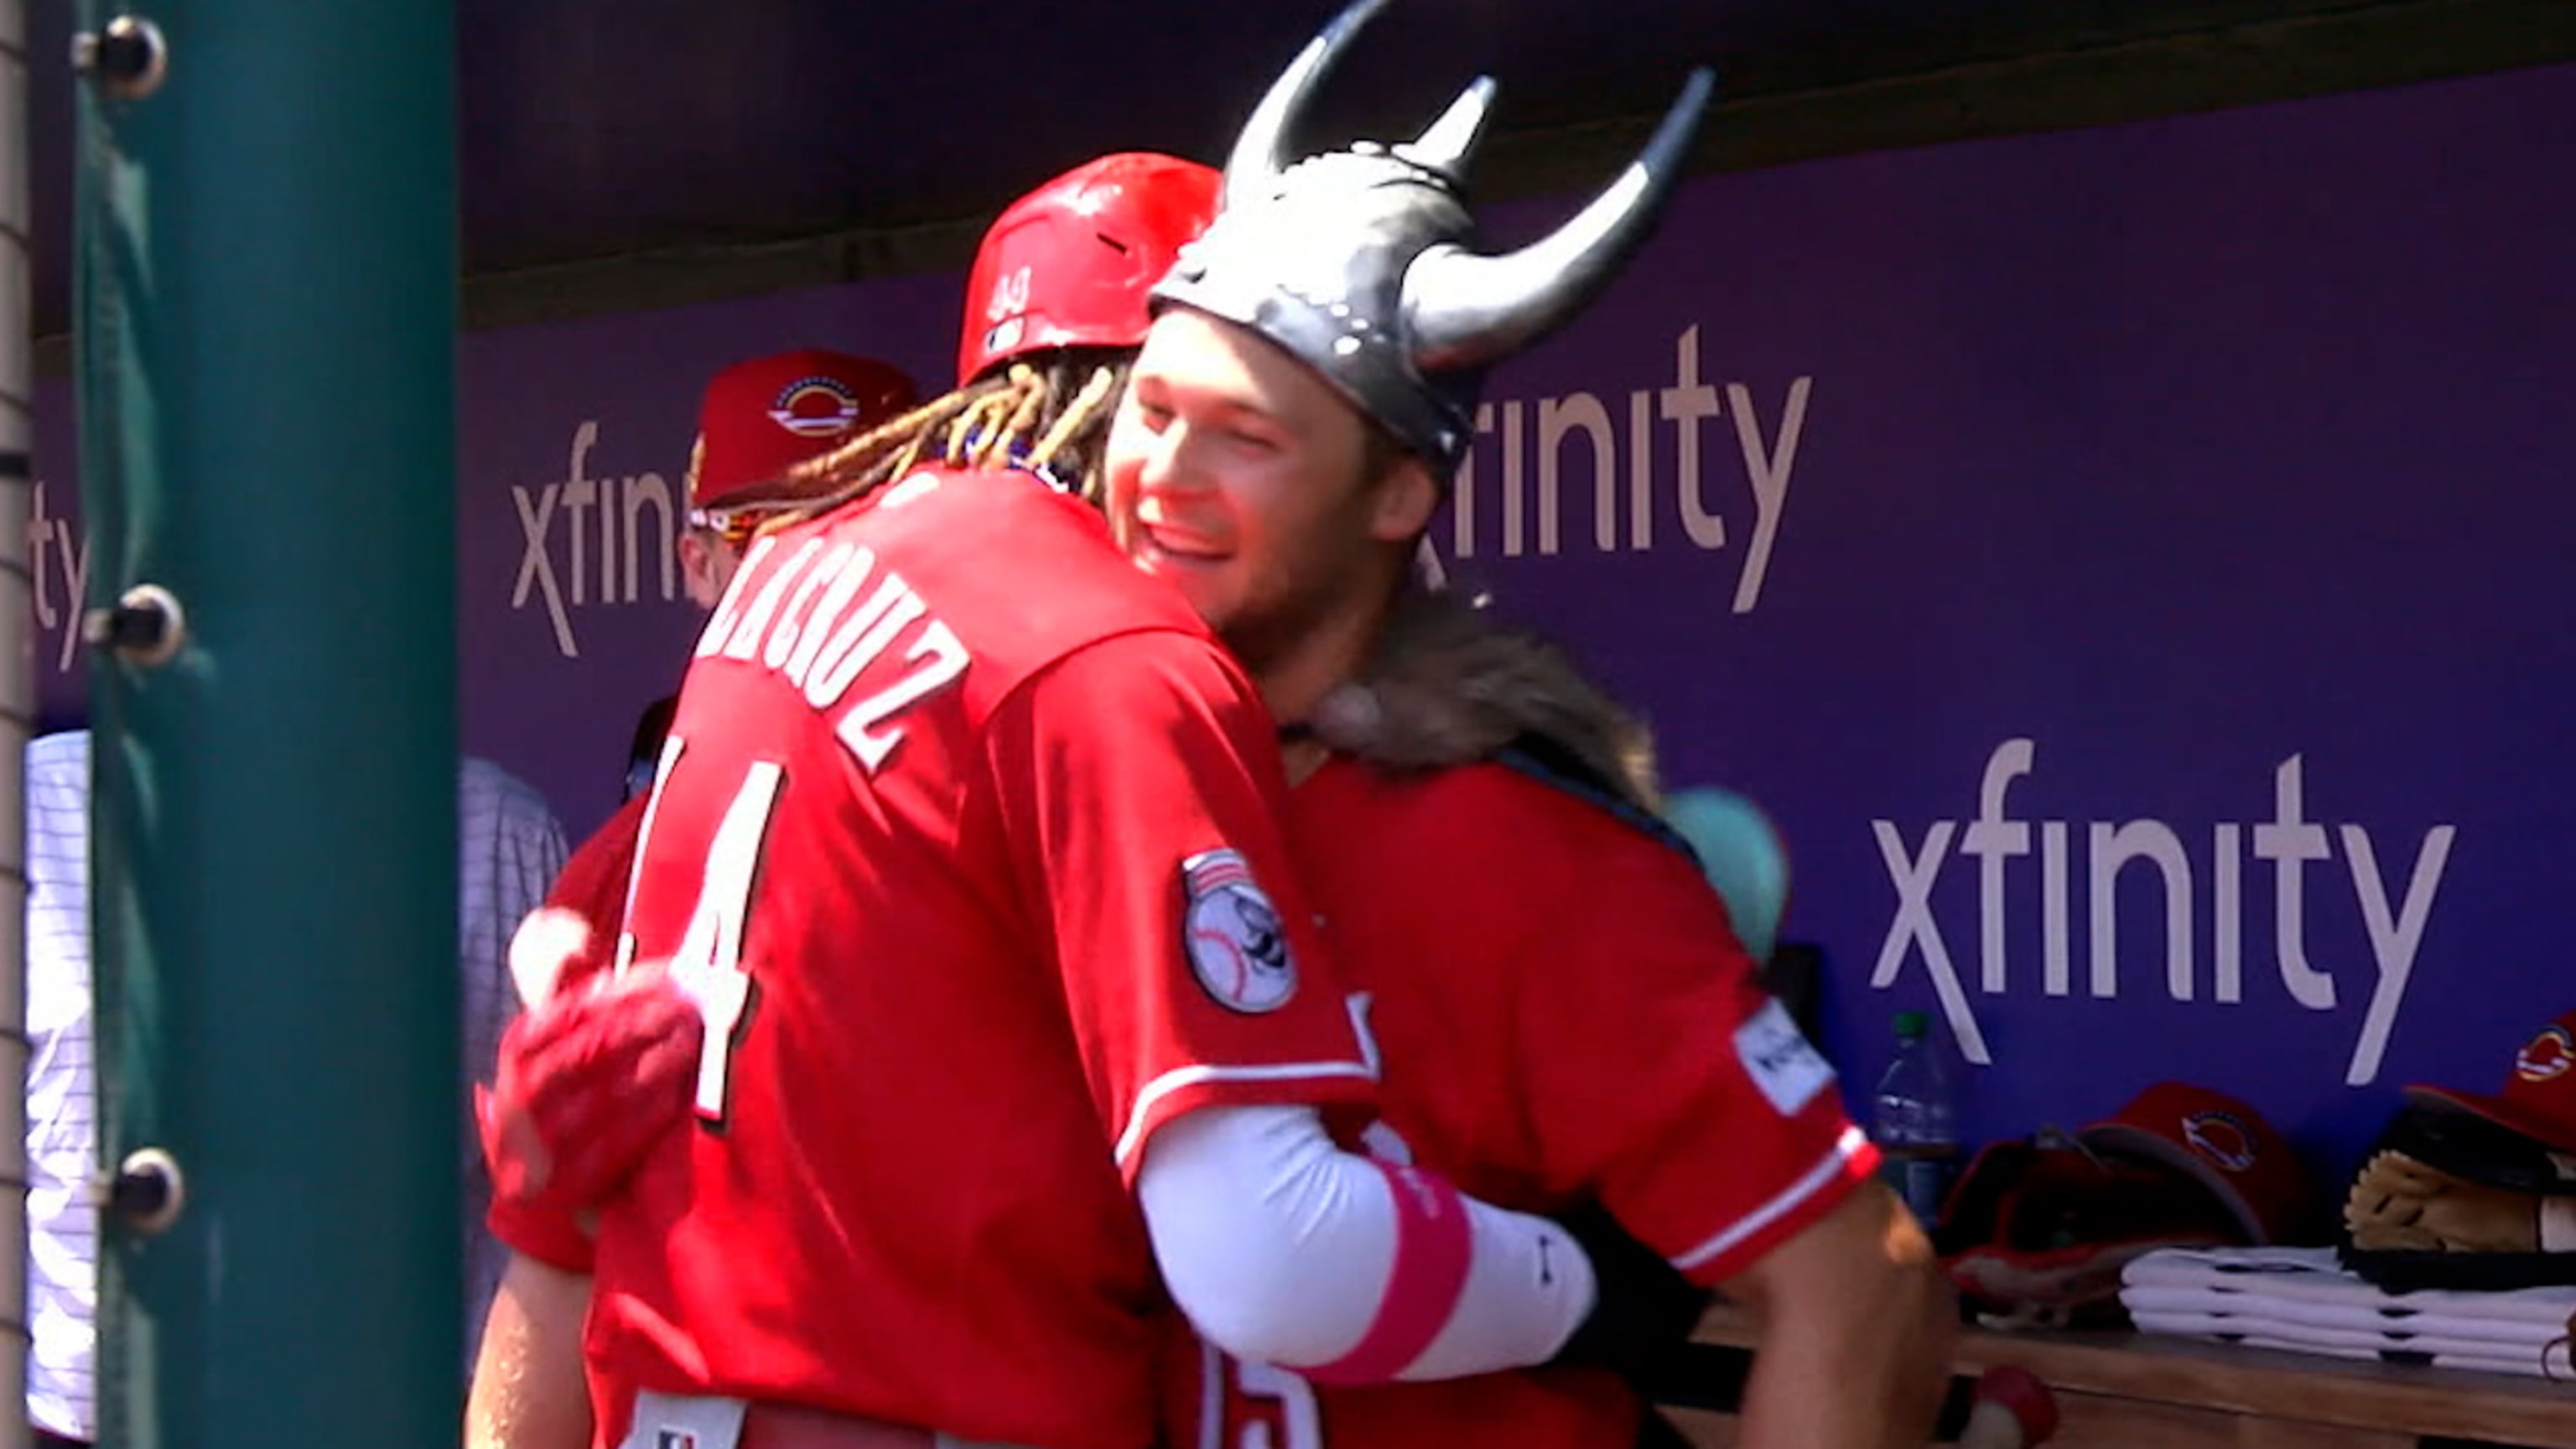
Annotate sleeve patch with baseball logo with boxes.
[1735,997,1836,1116]
[1181,848,1297,1014]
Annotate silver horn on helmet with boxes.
[1393,75,1499,179]
[1163,0,1717,473]
[1220,0,1397,207]
[1405,66,1716,371]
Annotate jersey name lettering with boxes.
[694,531,972,774]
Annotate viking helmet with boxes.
[1150,0,1714,473]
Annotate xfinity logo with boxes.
[26,480,93,676]
[1872,739,2457,1086]
[1440,325,1808,615]
[510,421,685,657]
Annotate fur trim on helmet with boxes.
[1308,588,1660,813]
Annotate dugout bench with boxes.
[1659,1299,2576,1449]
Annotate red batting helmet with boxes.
[688,349,919,515]
[955,152,1222,387]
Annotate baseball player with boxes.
[467,346,918,1449]
[1101,3,1956,1446]
[641,348,923,806]
[475,152,1684,1449]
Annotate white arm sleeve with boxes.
[1135,1103,1601,1382]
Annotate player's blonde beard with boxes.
[1209,531,1385,688]
[1206,425,1428,704]
[777,351,1132,526]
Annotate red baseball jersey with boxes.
[1178,756,1877,1449]
[584,467,1376,1449]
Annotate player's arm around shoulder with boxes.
[989,635,1622,1386]
[1493,792,1953,1446]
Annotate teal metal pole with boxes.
[73,4,463,1447]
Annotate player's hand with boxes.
[480,912,704,1211]
[1544,1199,1711,1384]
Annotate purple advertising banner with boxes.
[29,61,2576,1178]
[1434,62,2576,1171]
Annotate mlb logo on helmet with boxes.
[981,317,1028,365]
[2405,1008,2576,1155]
[1179,848,1296,1014]
[979,266,1037,360]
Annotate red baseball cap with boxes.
[2078,1082,2322,1244]
[2404,1010,2576,1155]
[688,350,918,514]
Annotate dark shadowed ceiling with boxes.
[26,0,2573,339]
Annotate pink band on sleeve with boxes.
[1301,1161,1475,1386]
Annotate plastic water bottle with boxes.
[1872,1010,1961,1228]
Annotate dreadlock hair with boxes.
[781,346,1134,523]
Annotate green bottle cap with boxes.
[1893,1010,1929,1039]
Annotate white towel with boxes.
[2121,1245,2576,1327]
[2129,1307,2571,1365]
[2122,1283,2573,1348]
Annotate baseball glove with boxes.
[2345,1148,2538,1254]
[2340,1101,2576,1283]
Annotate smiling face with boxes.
[1103,306,1436,680]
